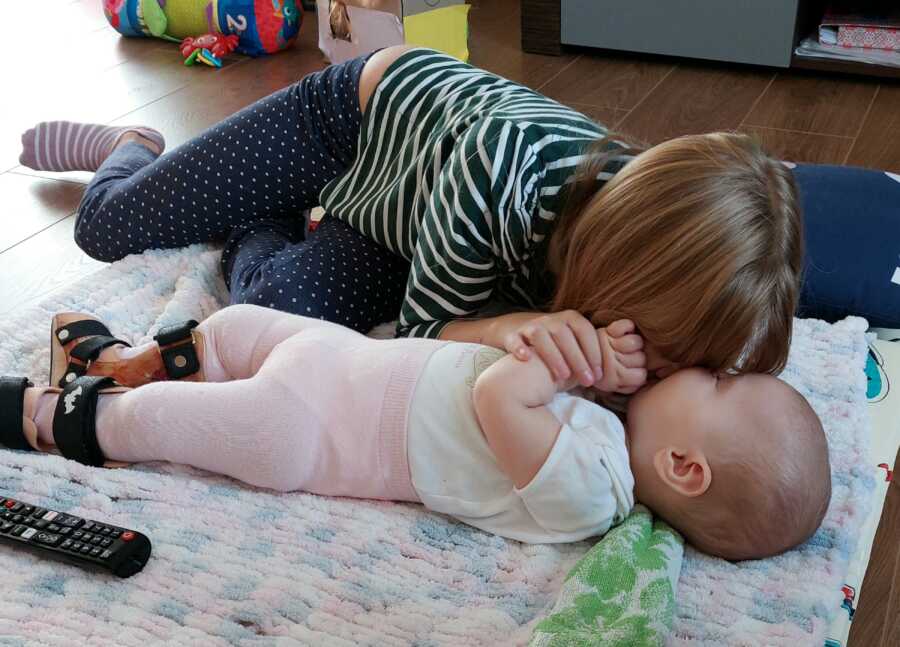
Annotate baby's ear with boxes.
[653,447,711,497]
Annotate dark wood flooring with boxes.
[1,2,897,644]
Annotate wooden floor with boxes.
[1,1,898,644]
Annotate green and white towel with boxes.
[530,505,683,647]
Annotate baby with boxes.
[2,305,830,560]
[471,332,831,560]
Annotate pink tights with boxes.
[36,305,321,491]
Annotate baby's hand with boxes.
[594,319,647,394]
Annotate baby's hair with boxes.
[657,379,831,561]
[548,132,803,375]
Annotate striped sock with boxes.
[18,122,165,172]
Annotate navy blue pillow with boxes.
[794,164,900,328]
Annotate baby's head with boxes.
[626,368,830,561]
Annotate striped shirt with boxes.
[319,49,627,338]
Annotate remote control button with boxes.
[21,528,37,540]
[42,511,58,522]
[0,522,14,533]
[82,533,94,542]
[72,542,83,551]
[100,538,112,547]
[31,508,46,518]
[11,525,27,537]
[21,506,34,515]
[47,524,61,533]
[79,545,91,554]
[90,547,103,557]
[32,520,49,530]
[58,527,71,536]
[90,536,102,545]
[1,512,11,520]
[110,530,121,539]
[121,531,135,542]
[12,515,23,524]
[4,501,19,510]
[100,549,113,560]
[100,527,111,535]
[58,516,83,529]
[60,539,74,550]
[72,531,84,540]
[81,522,94,532]
[33,532,61,547]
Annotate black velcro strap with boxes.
[153,320,199,346]
[70,335,129,363]
[0,377,35,451]
[53,376,116,467]
[55,319,112,344]
[57,361,88,388]
[154,321,200,380]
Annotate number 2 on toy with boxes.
[225,14,248,34]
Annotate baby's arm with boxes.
[472,354,575,488]
[473,319,646,488]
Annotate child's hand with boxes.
[593,319,647,394]
[499,310,604,388]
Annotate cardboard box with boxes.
[317,0,469,64]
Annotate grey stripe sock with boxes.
[19,121,166,172]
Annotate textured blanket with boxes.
[0,244,875,646]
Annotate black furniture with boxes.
[522,0,900,79]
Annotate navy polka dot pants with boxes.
[74,53,410,333]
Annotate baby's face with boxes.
[626,369,783,492]
[628,368,721,447]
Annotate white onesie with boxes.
[407,343,635,543]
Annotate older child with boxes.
[20,47,813,389]
[27,45,899,379]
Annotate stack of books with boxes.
[795,2,900,68]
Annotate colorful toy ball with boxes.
[102,0,302,57]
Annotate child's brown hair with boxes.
[547,132,803,375]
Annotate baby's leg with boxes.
[32,367,311,492]
[73,304,332,385]
[196,304,325,381]
[94,377,306,490]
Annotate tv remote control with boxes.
[0,497,151,578]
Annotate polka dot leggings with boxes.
[73,53,411,333]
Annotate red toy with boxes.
[180,33,240,59]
